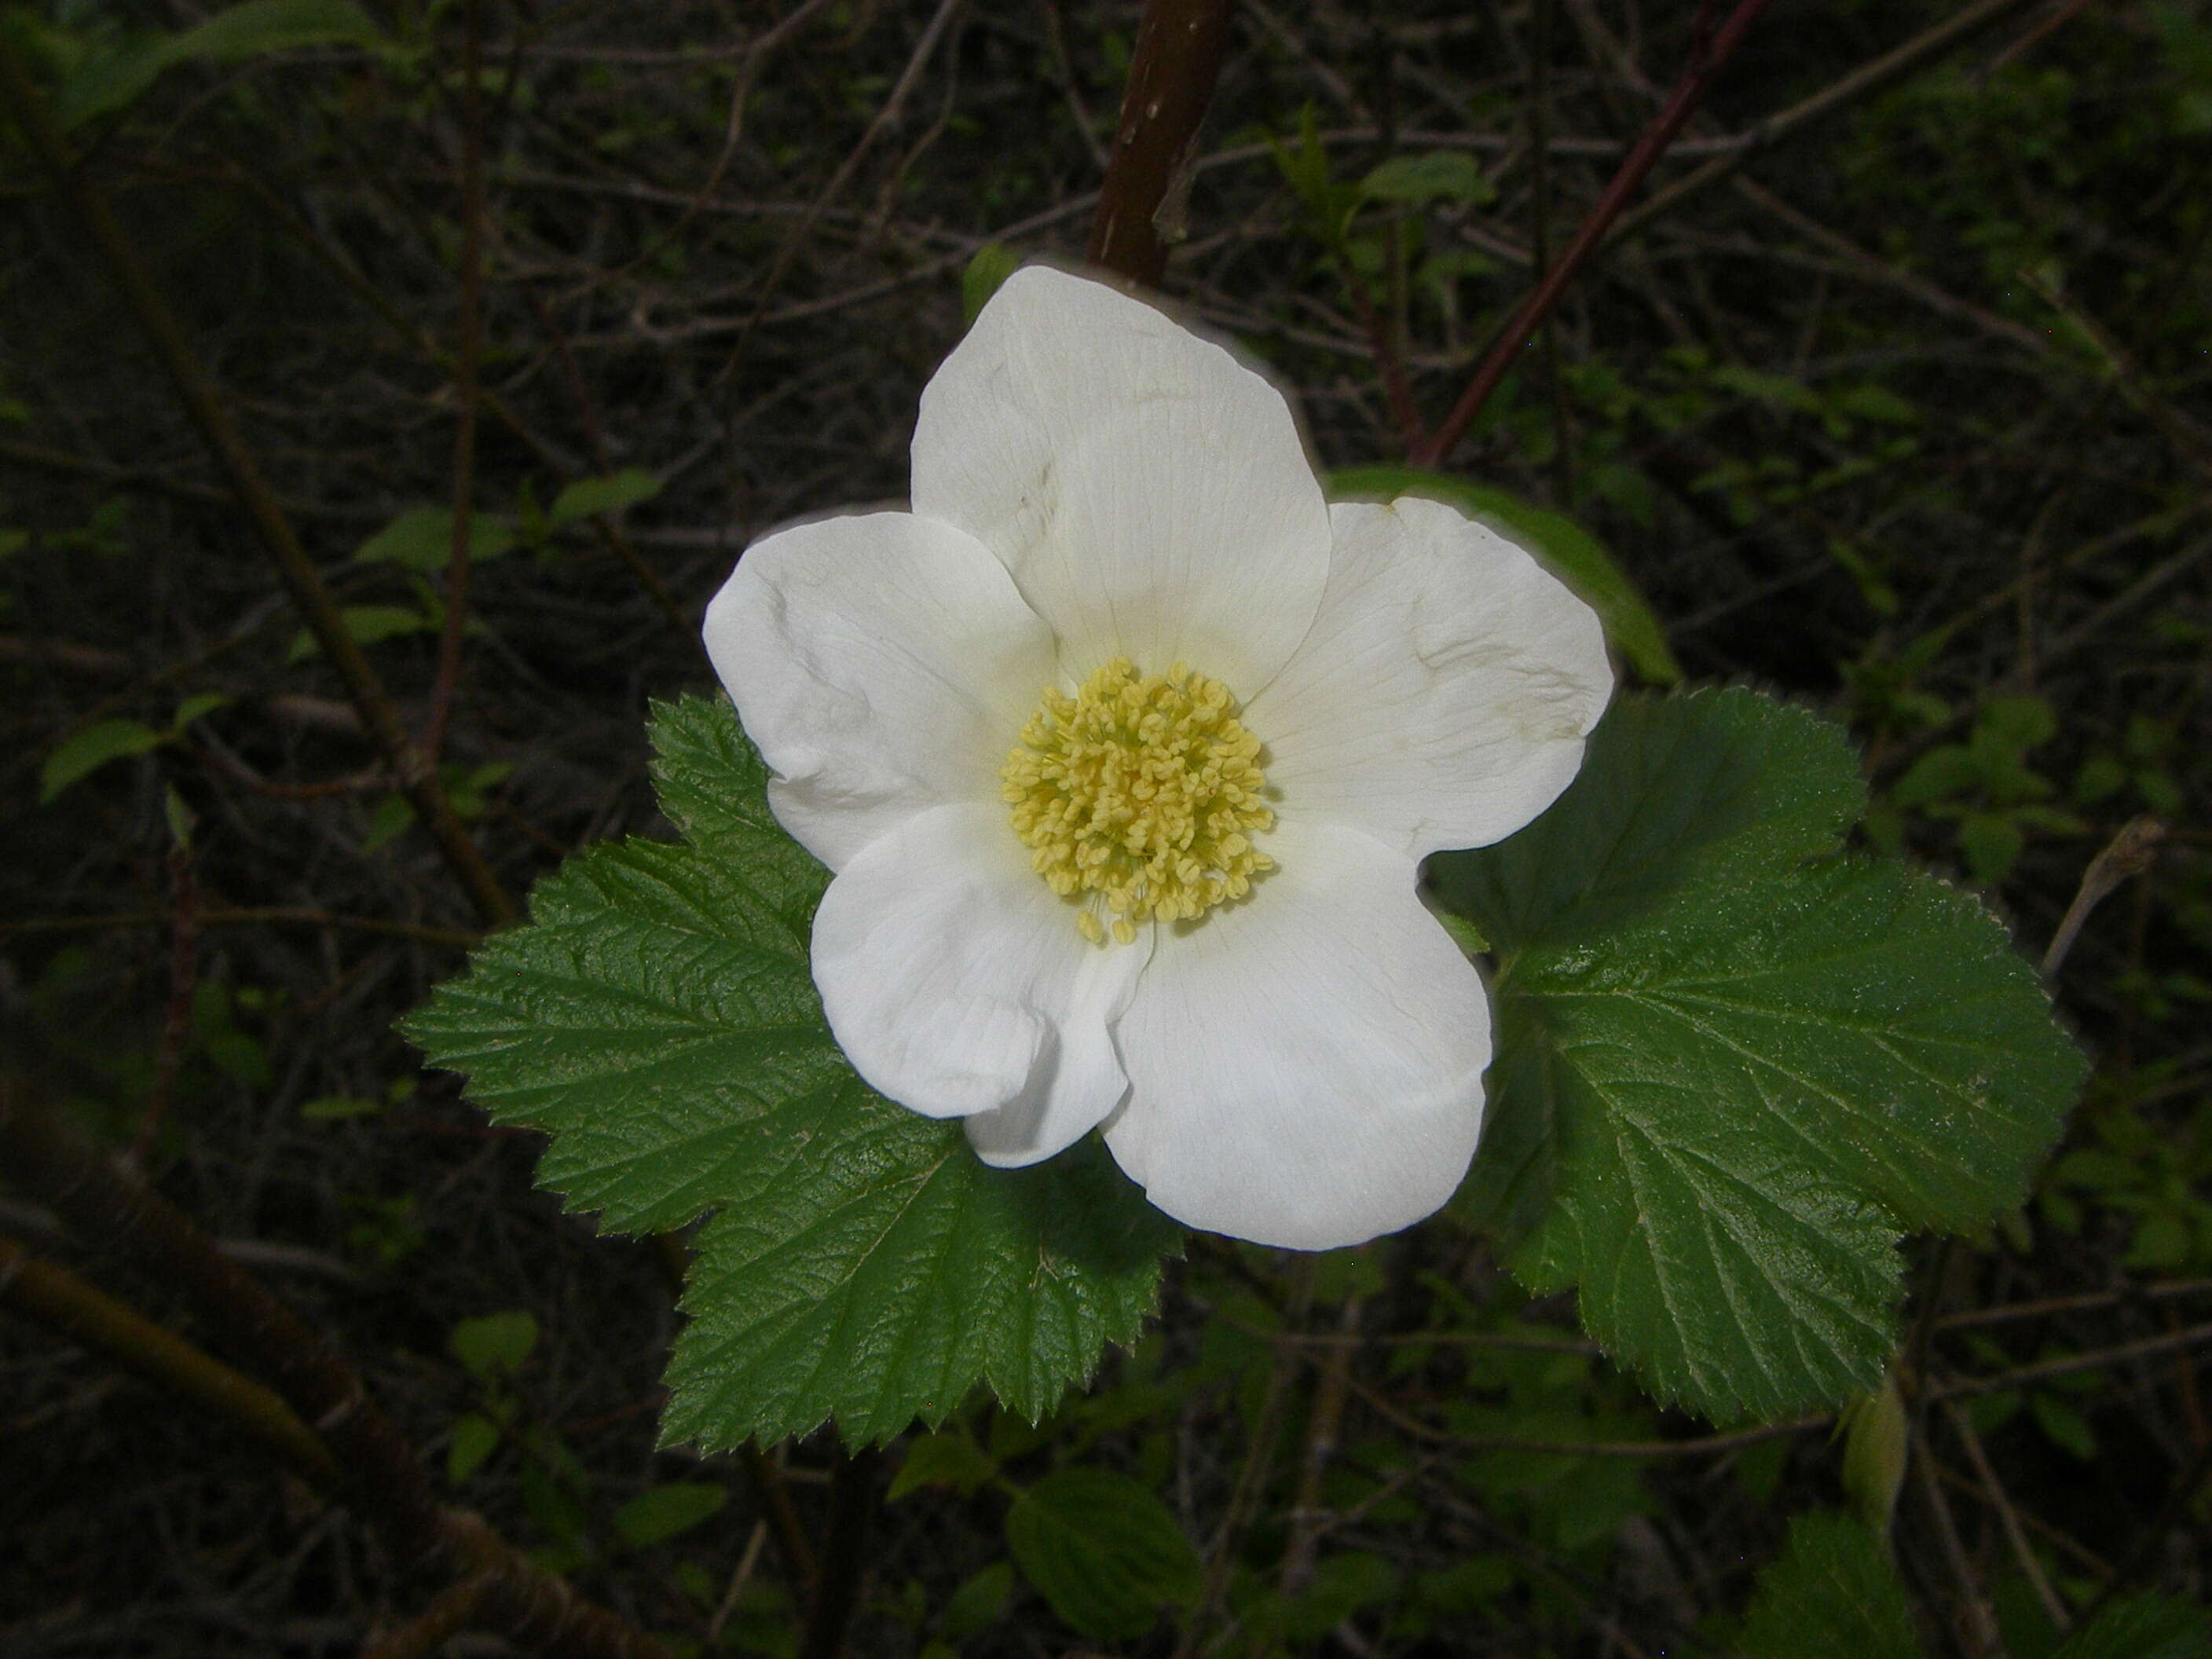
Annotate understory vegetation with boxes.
[2,1,2209,1654]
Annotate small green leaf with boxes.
[40,719,165,803]
[548,469,663,526]
[1738,1511,1922,1659]
[354,507,517,572]
[1838,1375,1909,1539]
[613,1481,727,1549]
[1004,1468,1202,1639]
[362,793,416,853]
[1329,466,1683,685]
[940,1562,1014,1640]
[962,244,1023,327]
[163,786,197,850]
[287,604,437,662]
[889,1431,1001,1501]
[2029,1392,2097,1460]
[2053,1595,2212,1659]
[300,1094,384,1121]
[1358,151,1493,205]
[170,0,383,61]
[170,693,229,731]
[447,1412,500,1485]
[449,1310,540,1382]
[1437,690,2086,1421]
[406,697,1177,1449]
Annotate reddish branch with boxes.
[1411,0,1776,468]
[1087,0,1237,288]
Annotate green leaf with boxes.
[939,1562,1014,1640]
[1738,1511,1923,1659]
[1358,151,1494,205]
[53,0,383,127]
[40,719,165,803]
[889,1430,1001,1501]
[447,1412,500,1485]
[613,1481,728,1548]
[405,696,1176,1448]
[1329,466,1683,685]
[548,469,663,526]
[2053,1595,2212,1659]
[1004,1468,1202,1639]
[1837,1375,1909,1538]
[449,1310,540,1382]
[170,693,229,731]
[1435,690,2086,1421]
[354,507,517,571]
[962,244,1023,327]
[287,604,437,662]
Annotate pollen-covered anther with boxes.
[1002,656,1275,944]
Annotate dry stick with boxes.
[0,45,516,930]
[1174,1258,1317,1659]
[1351,1379,1830,1459]
[1929,1320,2212,1401]
[0,1073,666,1659]
[1943,1399,2070,1632]
[2043,816,2166,976]
[1602,0,2044,255]
[1412,0,1777,469]
[712,0,969,390]
[426,0,489,771]
[0,1234,342,1489]
[1914,1449,2009,1659]
[1087,0,1239,289]
[223,167,691,641]
[361,1574,496,1659]
[0,906,482,950]
[1277,1295,1361,1599]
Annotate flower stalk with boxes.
[1088,0,1238,287]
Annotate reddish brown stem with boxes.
[1412,0,1775,468]
[1087,0,1237,288]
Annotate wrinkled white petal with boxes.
[811,801,1144,1165]
[705,511,1058,872]
[1247,496,1613,862]
[912,265,1332,696]
[1103,818,1492,1251]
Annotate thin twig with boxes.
[1278,1295,1361,1598]
[1913,1448,2008,1657]
[1414,0,1777,467]
[797,1447,881,1659]
[1930,1320,2212,1400]
[1603,0,2044,255]
[0,907,482,950]
[1943,1399,2070,1632]
[425,0,488,771]
[1352,1380,1830,1458]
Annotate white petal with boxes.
[704,510,1059,872]
[911,265,1332,695]
[1247,496,1613,862]
[1103,819,1492,1251]
[811,801,1145,1165]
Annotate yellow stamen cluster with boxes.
[1002,657,1275,946]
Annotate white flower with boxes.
[705,266,1612,1251]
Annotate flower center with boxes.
[1001,657,1275,946]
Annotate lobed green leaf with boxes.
[406,696,1175,1449]
[1439,689,2086,1421]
